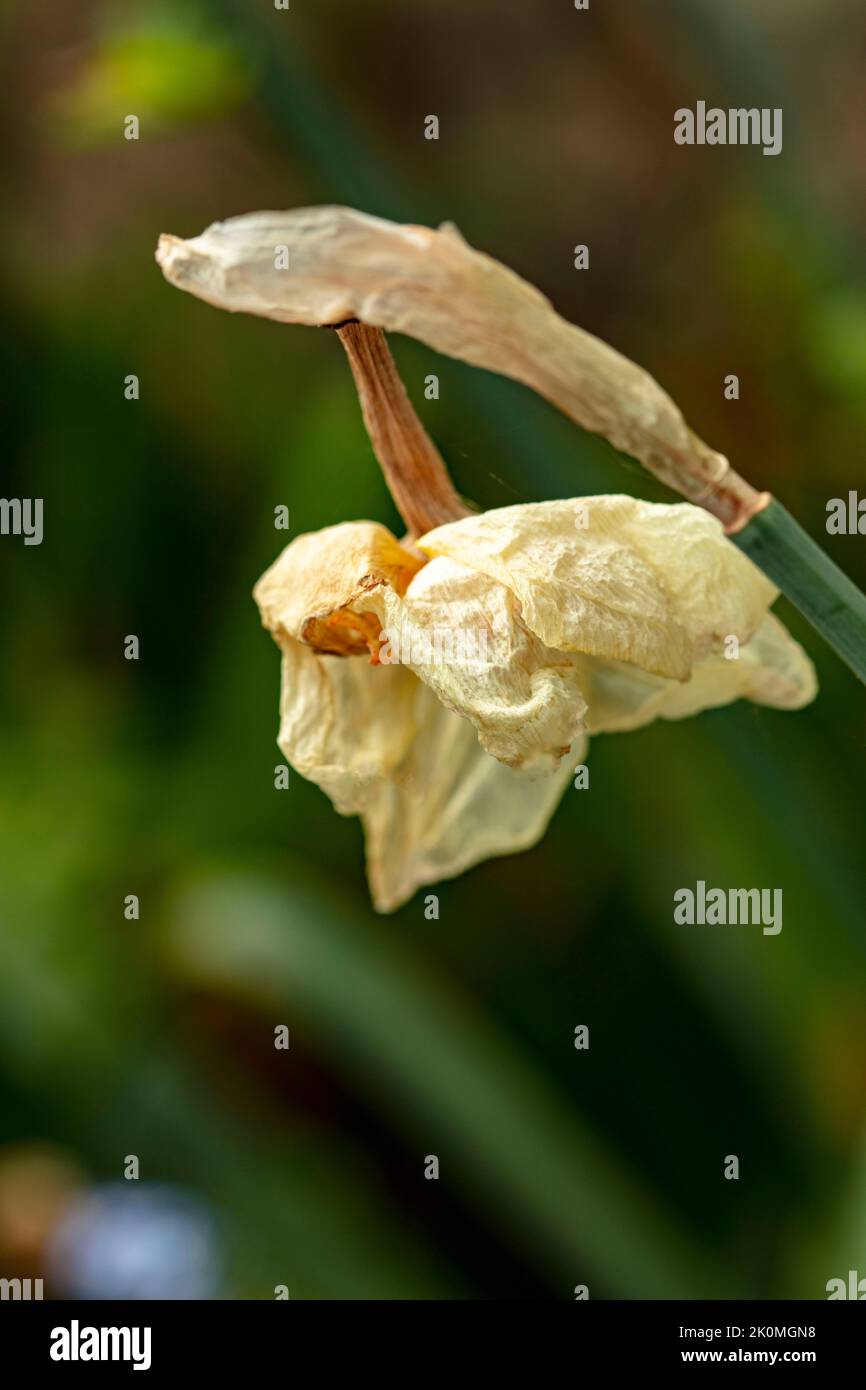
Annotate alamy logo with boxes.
[674,102,782,156]
[674,881,782,935]
[0,497,43,545]
[826,492,866,535]
[379,625,491,668]
[0,1276,43,1299]
[826,1270,866,1299]
[50,1320,152,1371]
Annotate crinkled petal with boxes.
[354,555,588,769]
[607,499,778,653]
[274,638,582,911]
[254,520,422,655]
[362,690,583,913]
[419,496,780,678]
[275,640,419,813]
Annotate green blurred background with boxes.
[1,0,865,1299]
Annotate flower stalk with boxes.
[335,320,470,537]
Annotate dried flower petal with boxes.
[275,635,582,911]
[419,497,779,676]
[254,519,423,656]
[354,555,589,769]
[575,614,816,735]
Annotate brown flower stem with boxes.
[336,321,470,537]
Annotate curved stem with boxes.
[336,321,470,537]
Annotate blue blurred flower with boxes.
[47,1183,221,1300]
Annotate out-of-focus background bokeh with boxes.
[1,0,865,1299]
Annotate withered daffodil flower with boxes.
[157,208,816,911]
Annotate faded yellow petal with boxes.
[606,498,778,654]
[274,636,582,911]
[576,613,817,735]
[254,520,422,655]
[275,640,419,814]
[419,497,780,678]
[419,498,691,677]
[354,555,588,770]
[363,688,582,913]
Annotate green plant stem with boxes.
[733,499,866,685]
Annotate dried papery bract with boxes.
[156,206,766,531]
